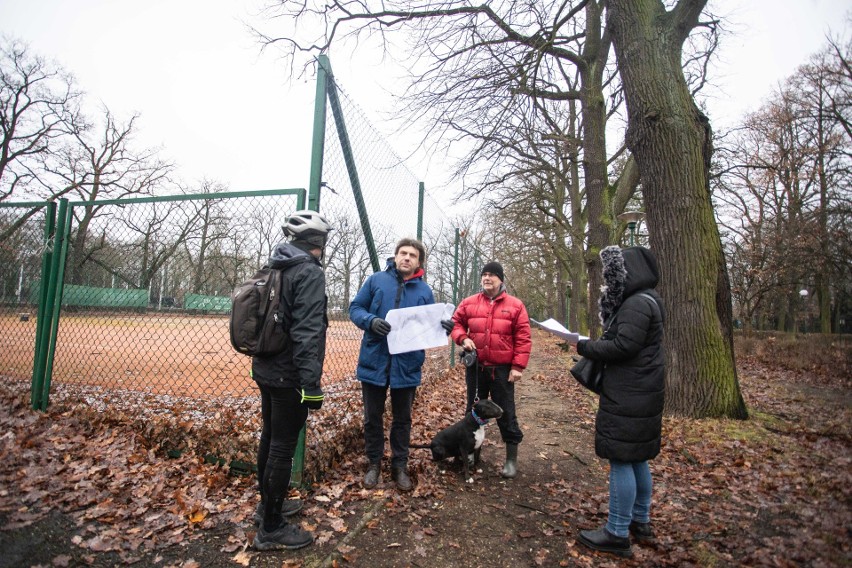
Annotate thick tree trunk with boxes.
[607,0,747,418]
[581,0,610,337]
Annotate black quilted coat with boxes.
[251,241,327,391]
[577,246,666,462]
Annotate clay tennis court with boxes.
[1,312,365,399]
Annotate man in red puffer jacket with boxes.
[449,261,532,478]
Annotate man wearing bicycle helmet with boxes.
[252,209,332,551]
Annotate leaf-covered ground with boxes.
[0,330,849,567]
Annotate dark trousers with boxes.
[362,382,417,469]
[257,384,308,530]
[465,364,523,445]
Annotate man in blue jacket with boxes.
[350,238,447,491]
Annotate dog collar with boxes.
[471,408,489,426]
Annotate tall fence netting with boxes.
[0,71,462,478]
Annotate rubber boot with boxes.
[363,462,381,489]
[501,443,518,478]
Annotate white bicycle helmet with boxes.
[282,209,333,246]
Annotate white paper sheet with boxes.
[385,303,456,355]
[531,318,589,343]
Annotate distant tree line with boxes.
[715,37,852,334]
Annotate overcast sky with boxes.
[0,0,848,203]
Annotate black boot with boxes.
[391,466,413,491]
[254,521,313,551]
[501,443,518,478]
[629,520,655,541]
[254,499,303,526]
[577,527,632,558]
[363,462,381,489]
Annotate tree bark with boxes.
[579,1,611,336]
[607,0,747,418]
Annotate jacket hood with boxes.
[599,246,659,323]
[481,282,507,298]
[268,241,317,270]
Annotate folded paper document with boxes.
[386,303,456,354]
[532,318,589,343]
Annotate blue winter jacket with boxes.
[349,259,435,388]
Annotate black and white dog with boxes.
[411,399,503,483]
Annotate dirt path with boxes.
[319,356,611,568]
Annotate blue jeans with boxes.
[606,460,652,537]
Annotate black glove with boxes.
[370,317,391,336]
[300,385,324,410]
[440,319,454,335]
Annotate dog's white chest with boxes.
[473,425,486,450]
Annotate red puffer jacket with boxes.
[451,289,532,370]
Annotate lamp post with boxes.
[799,289,808,334]
[617,211,645,246]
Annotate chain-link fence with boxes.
[0,59,479,481]
[317,64,456,307]
[0,201,50,396]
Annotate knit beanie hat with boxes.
[481,261,504,282]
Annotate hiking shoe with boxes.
[363,463,381,489]
[391,467,413,492]
[254,522,314,551]
[253,500,304,526]
[629,520,655,541]
[577,527,632,558]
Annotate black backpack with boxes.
[229,259,306,357]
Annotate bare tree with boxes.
[0,39,84,243]
[606,0,746,418]
[717,35,852,335]
[796,41,852,333]
[182,180,233,294]
[825,31,852,148]
[255,0,640,335]
[0,38,81,201]
[324,213,393,313]
[52,107,172,285]
[324,213,370,313]
[120,200,205,294]
[258,0,736,417]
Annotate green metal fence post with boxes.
[417,182,424,241]
[290,426,307,487]
[31,201,56,410]
[308,56,329,213]
[290,55,334,488]
[39,199,73,411]
[325,64,380,273]
[451,227,460,367]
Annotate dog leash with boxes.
[473,363,480,403]
[473,364,502,404]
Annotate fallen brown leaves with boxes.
[0,386,262,563]
[535,331,851,566]
[0,334,849,566]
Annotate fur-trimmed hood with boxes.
[598,245,660,324]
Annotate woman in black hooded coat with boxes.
[570,245,666,558]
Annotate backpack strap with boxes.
[636,292,661,321]
[271,255,312,328]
